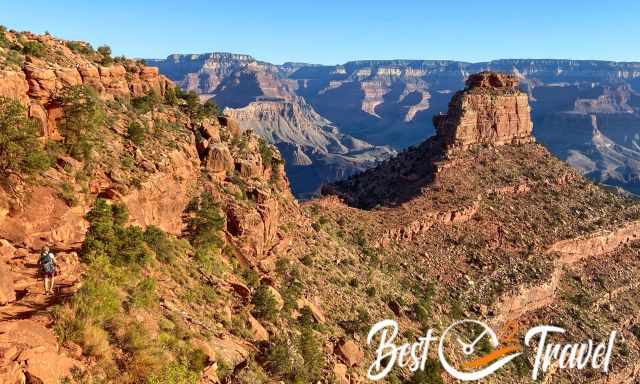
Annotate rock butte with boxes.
[324,71,538,208]
[434,71,534,151]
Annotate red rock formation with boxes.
[433,71,533,151]
[337,340,364,367]
[0,30,298,383]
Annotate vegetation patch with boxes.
[0,97,50,177]
[58,85,106,160]
[55,199,208,382]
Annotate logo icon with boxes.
[438,319,522,381]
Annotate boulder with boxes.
[337,340,364,367]
[195,336,252,371]
[23,351,79,384]
[247,314,269,341]
[0,70,29,105]
[200,120,221,143]
[0,361,25,384]
[0,320,82,383]
[296,297,326,324]
[0,261,16,305]
[204,144,234,174]
[225,200,280,260]
[201,364,219,384]
[226,277,251,299]
[0,239,16,261]
[235,159,262,178]
[333,363,349,384]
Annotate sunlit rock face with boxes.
[434,72,534,151]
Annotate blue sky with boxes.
[2,0,639,65]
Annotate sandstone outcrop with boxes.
[0,47,171,138]
[0,185,90,250]
[247,314,269,341]
[333,363,349,384]
[337,340,364,367]
[433,71,533,151]
[204,143,235,176]
[120,148,200,234]
[0,70,28,105]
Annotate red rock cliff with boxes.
[0,32,171,138]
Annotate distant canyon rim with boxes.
[144,54,640,197]
[147,54,640,198]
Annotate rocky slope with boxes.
[321,72,640,383]
[151,54,640,195]
[0,28,297,383]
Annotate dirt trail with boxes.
[0,249,83,383]
[1,250,80,322]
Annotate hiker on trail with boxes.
[38,247,57,294]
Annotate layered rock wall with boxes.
[496,220,640,322]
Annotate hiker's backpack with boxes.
[40,252,55,274]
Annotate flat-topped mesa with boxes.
[433,71,534,151]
